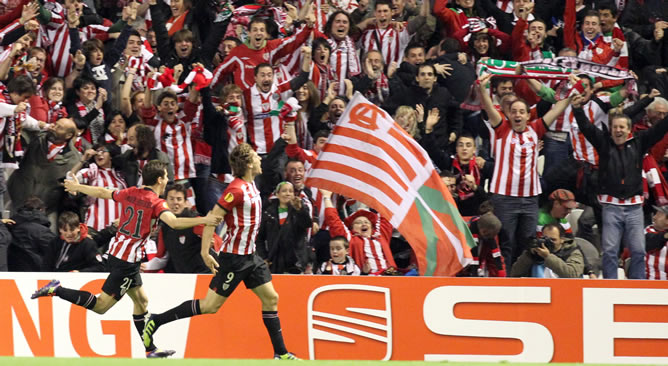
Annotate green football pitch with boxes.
[0,358,630,366]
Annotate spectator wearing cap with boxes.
[321,189,397,275]
[537,189,577,238]
[644,205,668,280]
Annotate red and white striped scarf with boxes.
[76,100,104,143]
[452,157,481,200]
[364,72,389,104]
[0,88,25,166]
[327,36,361,84]
[126,56,150,91]
[46,141,65,160]
[643,154,668,207]
[47,100,66,124]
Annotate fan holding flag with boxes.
[305,91,476,276]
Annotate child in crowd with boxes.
[43,211,103,272]
[318,236,361,275]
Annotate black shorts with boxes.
[209,252,272,297]
[102,255,142,300]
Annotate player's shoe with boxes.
[31,280,60,299]
[142,315,158,348]
[145,348,176,358]
[274,352,300,360]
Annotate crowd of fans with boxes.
[0,0,666,279]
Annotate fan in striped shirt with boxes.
[477,72,575,268]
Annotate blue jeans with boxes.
[601,203,646,279]
[541,133,571,178]
[205,176,228,213]
[490,194,539,269]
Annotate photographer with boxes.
[511,223,585,278]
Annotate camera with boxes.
[528,236,555,252]
[526,236,555,263]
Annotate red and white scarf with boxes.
[46,100,66,124]
[46,141,65,161]
[365,72,389,104]
[452,157,481,200]
[327,36,361,85]
[76,100,104,143]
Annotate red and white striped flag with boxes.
[305,93,475,276]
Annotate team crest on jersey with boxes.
[596,47,603,54]
[263,53,269,61]
[224,192,234,202]
[179,235,186,244]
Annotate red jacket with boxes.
[324,207,396,272]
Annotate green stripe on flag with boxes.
[414,197,440,276]
[416,185,477,276]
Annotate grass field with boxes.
[0,358,634,366]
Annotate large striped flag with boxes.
[305,93,475,276]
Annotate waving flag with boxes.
[305,93,474,276]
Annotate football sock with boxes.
[262,311,288,355]
[55,287,97,310]
[152,300,202,327]
[133,312,156,351]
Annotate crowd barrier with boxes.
[1,273,667,363]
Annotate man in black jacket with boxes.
[385,63,462,147]
[144,184,215,273]
[574,95,668,279]
[7,197,56,271]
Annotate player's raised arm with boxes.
[64,175,115,199]
[159,210,222,231]
[199,204,226,274]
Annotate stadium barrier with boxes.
[1,272,667,362]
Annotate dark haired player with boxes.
[32,160,222,358]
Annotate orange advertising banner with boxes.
[1,273,668,363]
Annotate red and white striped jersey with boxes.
[244,81,293,154]
[488,118,546,197]
[211,24,313,90]
[358,25,412,66]
[107,187,169,263]
[77,164,127,231]
[217,178,262,255]
[39,1,110,77]
[597,194,644,206]
[645,225,668,280]
[568,96,611,166]
[141,102,198,180]
[602,24,628,69]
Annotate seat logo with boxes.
[307,284,392,360]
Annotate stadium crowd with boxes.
[0,0,667,279]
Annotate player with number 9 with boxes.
[141,143,299,360]
[31,160,222,358]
